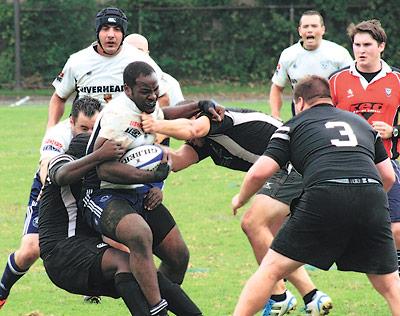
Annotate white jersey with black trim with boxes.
[272,39,353,89]
[52,43,167,106]
[39,119,73,161]
[93,93,164,190]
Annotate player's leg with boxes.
[98,197,169,315]
[367,272,400,316]
[233,249,303,316]
[0,199,40,306]
[150,204,189,285]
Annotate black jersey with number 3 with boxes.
[264,104,388,188]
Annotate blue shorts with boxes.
[22,173,42,235]
[82,189,176,247]
[388,160,400,222]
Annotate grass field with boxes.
[0,100,392,315]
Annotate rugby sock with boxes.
[114,272,149,316]
[303,288,318,305]
[0,253,28,299]
[149,299,168,316]
[270,291,287,302]
[397,250,400,275]
[157,271,202,315]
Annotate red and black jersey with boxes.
[329,60,400,158]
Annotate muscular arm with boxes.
[169,144,200,172]
[48,92,67,129]
[269,83,285,119]
[54,140,125,186]
[142,115,211,140]
[162,100,200,119]
[376,157,395,192]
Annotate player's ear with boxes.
[124,83,132,96]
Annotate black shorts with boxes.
[271,183,398,274]
[43,236,119,298]
[257,168,303,205]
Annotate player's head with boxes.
[66,133,91,159]
[125,33,149,54]
[95,7,128,56]
[70,96,101,136]
[298,10,325,50]
[293,75,332,114]
[347,20,386,71]
[123,61,159,114]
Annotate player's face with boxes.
[353,32,385,72]
[126,73,159,114]
[70,111,99,136]
[98,24,124,56]
[298,15,325,50]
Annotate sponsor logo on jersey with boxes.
[56,72,64,82]
[385,88,392,96]
[79,85,124,94]
[349,102,383,120]
[129,121,141,128]
[124,127,143,139]
[42,144,62,153]
[96,242,108,249]
[44,138,63,148]
[347,89,354,98]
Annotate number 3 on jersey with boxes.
[325,121,358,147]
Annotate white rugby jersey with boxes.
[272,39,353,89]
[161,72,184,106]
[52,43,166,106]
[39,119,72,161]
[93,93,164,190]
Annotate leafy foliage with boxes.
[1,0,400,88]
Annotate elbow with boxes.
[384,173,396,192]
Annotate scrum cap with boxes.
[95,7,128,37]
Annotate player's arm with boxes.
[162,100,224,122]
[39,157,52,185]
[232,156,280,215]
[269,83,285,119]
[169,144,200,172]
[142,114,211,140]
[376,158,395,192]
[95,137,170,184]
[54,140,125,186]
[47,92,67,129]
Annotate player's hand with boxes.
[98,139,125,161]
[231,194,244,216]
[372,121,393,139]
[141,113,158,133]
[198,100,225,122]
[144,187,163,210]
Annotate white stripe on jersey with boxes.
[226,111,283,128]
[271,126,290,141]
[60,186,77,238]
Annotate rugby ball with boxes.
[120,144,163,171]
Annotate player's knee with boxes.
[241,210,259,235]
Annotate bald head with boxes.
[125,33,149,53]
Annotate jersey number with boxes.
[325,121,358,147]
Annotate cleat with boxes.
[262,290,297,316]
[83,295,101,304]
[305,291,333,315]
[0,298,6,309]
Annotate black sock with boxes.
[270,291,287,302]
[157,272,202,316]
[0,253,28,299]
[114,272,150,316]
[150,298,168,316]
[303,288,318,305]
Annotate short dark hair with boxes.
[347,19,387,45]
[70,96,101,120]
[123,61,155,89]
[294,75,331,104]
[299,10,324,27]
[66,133,90,159]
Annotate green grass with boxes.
[0,102,392,315]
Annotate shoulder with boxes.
[280,42,303,59]
[329,65,351,80]
[67,44,96,63]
